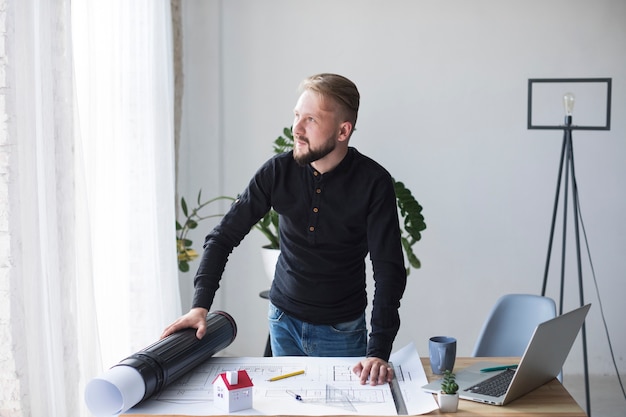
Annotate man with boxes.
[162,73,407,386]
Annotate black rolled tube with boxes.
[114,310,237,401]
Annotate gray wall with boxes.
[178,0,626,378]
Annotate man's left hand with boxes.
[352,357,393,385]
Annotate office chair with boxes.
[472,293,557,357]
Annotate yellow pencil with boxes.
[267,369,305,382]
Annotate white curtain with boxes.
[10,0,181,415]
[72,0,181,368]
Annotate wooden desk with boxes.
[126,357,585,416]
[422,357,585,416]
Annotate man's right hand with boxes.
[160,307,209,340]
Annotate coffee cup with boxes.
[429,336,456,375]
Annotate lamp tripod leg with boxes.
[541,133,567,296]
[541,128,591,416]
[567,134,591,417]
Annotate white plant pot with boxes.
[261,247,280,283]
[437,392,459,413]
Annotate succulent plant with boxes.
[441,369,459,395]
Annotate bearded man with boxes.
[162,74,407,386]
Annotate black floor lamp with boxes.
[527,77,612,417]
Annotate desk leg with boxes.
[259,290,272,357]
[264,334,272,357]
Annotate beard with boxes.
[293,134,337,167]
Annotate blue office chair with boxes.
[472,293,557,357]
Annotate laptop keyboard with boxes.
[464,368,516,397]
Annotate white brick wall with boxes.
[1,0,24,414]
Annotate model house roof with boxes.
[212,370,254,390]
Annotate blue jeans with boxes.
[268,301,367,357]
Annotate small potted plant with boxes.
[438,369,459,412]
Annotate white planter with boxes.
[261,247,280,282]
[437,392,459,413]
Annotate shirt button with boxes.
[313,171,319,176]
[316,188,321,194]
[309,226,315,232]
[313,207,319,213]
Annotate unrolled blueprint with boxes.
[124,343,438,416]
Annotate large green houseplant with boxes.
[176,127,426,274]
[257,127,426,274]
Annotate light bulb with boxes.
[563,92,575,116]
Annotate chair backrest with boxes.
[471,293,557,357]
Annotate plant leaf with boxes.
[394,179,426,273]
[181,197,188,217]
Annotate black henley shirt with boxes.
[192,147,407,360]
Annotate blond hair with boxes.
[299,73,360,131]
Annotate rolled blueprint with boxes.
[85,310,237,416]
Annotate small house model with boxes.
[212,370,254,412]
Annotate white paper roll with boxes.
[84,365,146,416]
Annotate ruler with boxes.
[388,362,407,415]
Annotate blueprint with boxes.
[124,343,438,416]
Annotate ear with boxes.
[337,121,353,142]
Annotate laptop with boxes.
[422,303,590,405]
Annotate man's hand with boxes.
[160,307,209,340]
[352,357,394,386]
